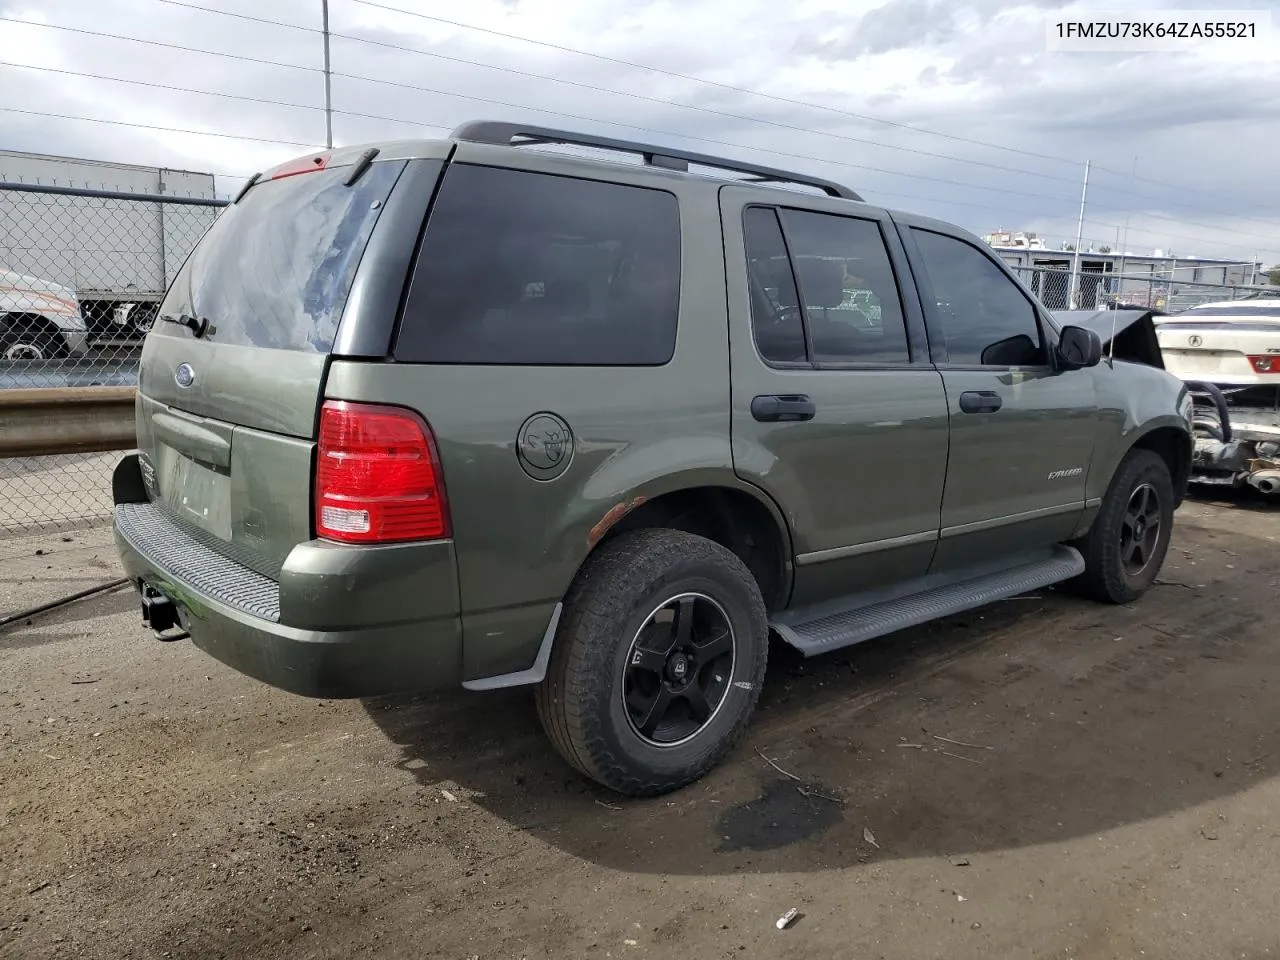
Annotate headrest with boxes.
[795,258,846,309]
[544,278,590,313]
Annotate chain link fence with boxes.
[1010,263,1276,313]
[2,181,224,536]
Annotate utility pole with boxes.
[322,0,334,149]
[1068,159,1090,309]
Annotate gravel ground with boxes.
[2,493,1279,960]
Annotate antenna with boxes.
[1107,306,1118,368]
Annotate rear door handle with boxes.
[958,390,1002,414]
[751,394,816,422]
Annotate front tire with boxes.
[1,322,64,362]
[1073,449,1174,604]
[535,528,769,797]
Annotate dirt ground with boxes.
[3,492,1280,960]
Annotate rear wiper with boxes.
[160,313,215,339]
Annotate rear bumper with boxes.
[112,497,463,699]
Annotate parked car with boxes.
[0,269,90,360]
[110,121,1194,797]
[1154,299,1280,494]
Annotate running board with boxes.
[771,545,1085,657]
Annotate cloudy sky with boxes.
[1,0,1278,265]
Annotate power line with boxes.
[128,0,1087,188]
[145,0,1280,228]
[349,0,1082,170]
[10,14,1276,256]
[0,61,320,114]
[349,0,1280,225]
[4,71,1274,258]
[324,71,1078,205]
[0,106,320,149]
[152,0,317,34]
[0,16,318,74]
[0,60,450,133]
[0,21,1088,206]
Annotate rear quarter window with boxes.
[395,164,681,366]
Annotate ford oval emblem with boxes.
[174,362,195,388]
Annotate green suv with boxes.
[111,121,1193,796]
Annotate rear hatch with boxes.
[135,151,411,577]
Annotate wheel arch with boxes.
[587,477,796,613]
[1123,420,1193,506]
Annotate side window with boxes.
[743,207,806,363]
[778,209,910,364]
[395,165,680,365]
[911,229,1048,366]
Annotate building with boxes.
[984,234,1265,311]
[982,229,1051,251]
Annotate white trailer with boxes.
[0,150,223,341]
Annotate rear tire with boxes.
[535,528,769,797]
[1072,449,1174,604]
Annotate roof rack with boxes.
[450,120,863,202]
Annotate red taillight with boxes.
[269,152,330,181]
[1247,355,1280,374]
[314,400,450,544]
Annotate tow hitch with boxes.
[140,583,190,642]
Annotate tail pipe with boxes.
[1248,470,1280,495]
[1182,380,1232,442]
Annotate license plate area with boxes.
[154,443,233,540]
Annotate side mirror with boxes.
[1057,325,1103,370]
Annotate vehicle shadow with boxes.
[362,526,1279,876]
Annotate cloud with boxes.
[0,0,1277,265]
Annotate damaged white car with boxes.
[1054,302,1280,497]
[1154,299,1280,495]
[0,269,91,361]
[1054,304,1274,499]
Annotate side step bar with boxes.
[772,545,1085,657]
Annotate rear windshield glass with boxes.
[395,164,681,366]
[158,159,406,353]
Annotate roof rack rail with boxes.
[450,120,863,202]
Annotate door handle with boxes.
[751,394,816,422]
[958,390,1002,414]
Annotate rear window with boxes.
[158,159,407,353]
[395,164,681,366]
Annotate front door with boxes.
[898,220,1099,571]
[720,187,951,608]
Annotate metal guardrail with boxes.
[0,386,136,458]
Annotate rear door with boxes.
[135,151,430,577]
[720,186,950,608]
[896,218,1099,571]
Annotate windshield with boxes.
[159,159,406,353]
